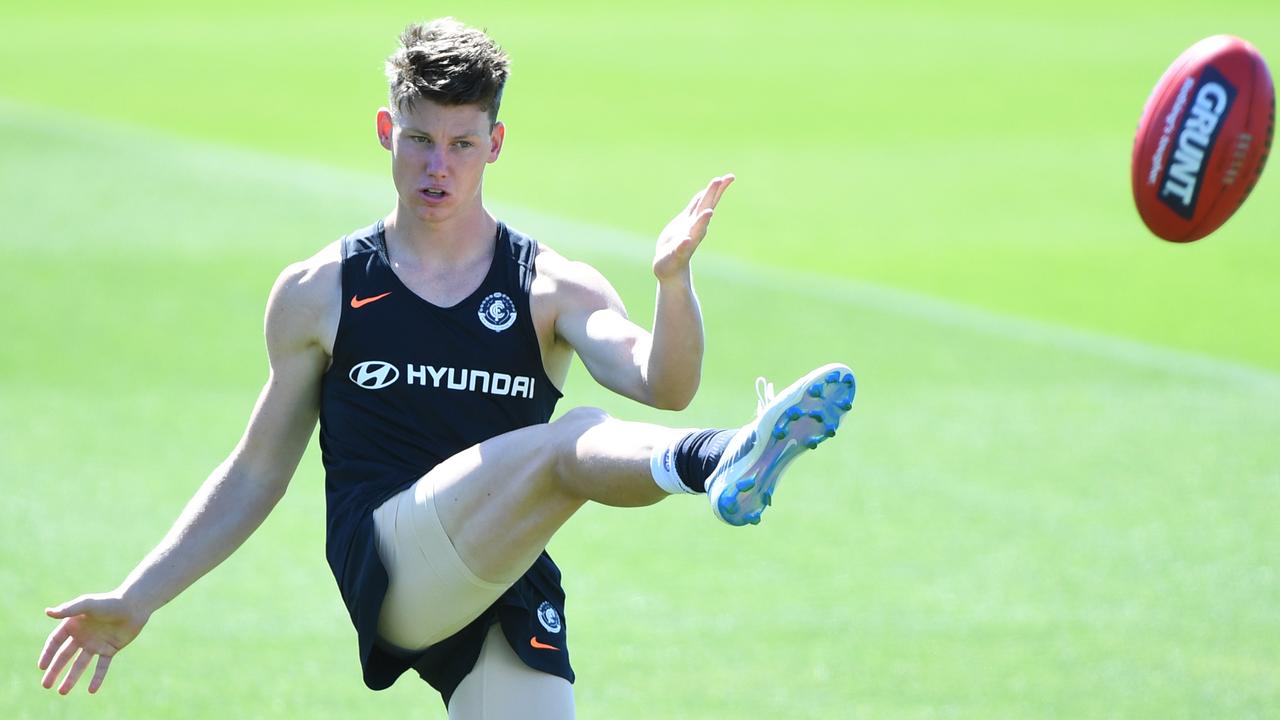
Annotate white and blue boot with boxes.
[706,363,856,526]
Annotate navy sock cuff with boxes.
[673,428,737,493]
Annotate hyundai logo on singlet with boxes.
[349,360,399,390]
[347,360,537,398]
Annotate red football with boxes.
[1131,35,1274,242]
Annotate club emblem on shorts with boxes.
[349,360,399,389]
[478,292,517,332]
[537,601,562,634]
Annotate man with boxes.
[38,18,855,718]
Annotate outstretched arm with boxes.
[553,175,734,410]
[38,261,332,695]
[648,174,734,407]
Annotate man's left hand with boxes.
[653,174,734,281]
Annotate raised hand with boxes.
[39,593,150,695]
[653,174,734,281]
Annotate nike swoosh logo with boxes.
[529,636,560,651]
[350,292,391,309]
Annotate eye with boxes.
[410,136,430,144]
[453,140,474,149]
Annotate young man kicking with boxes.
[38,18,855,718]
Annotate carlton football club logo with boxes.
[537,601,562,634]
[478,292,517,332]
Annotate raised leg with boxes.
[427,407,690,584]
[376,363,855,652]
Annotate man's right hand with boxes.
[39,593,150,694]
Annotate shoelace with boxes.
[754,376,775,416]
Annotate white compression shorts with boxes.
[372,476,575,718]
[372,476,510,650]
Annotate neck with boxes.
[385,199,498,267]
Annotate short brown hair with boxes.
[385,18,510,125]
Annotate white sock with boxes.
[649,441,695,495]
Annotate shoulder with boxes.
[270,241,341,315]
[266,241,343,353]
[532,242,623,310]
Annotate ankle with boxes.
[649,428,736,494]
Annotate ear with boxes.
[376,108,394,151]
[488,121,505,163]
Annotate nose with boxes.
[425,146,447,177]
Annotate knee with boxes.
[549,407,610,452]
[553,406,610,430]
[548,406,610,478]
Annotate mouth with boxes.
[417,187,449,204]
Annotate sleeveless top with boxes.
[318,219,572,703]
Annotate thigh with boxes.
[448,624,576,720]
[415,406,664,584]
[424,419,588,584]
[372,481,510,651]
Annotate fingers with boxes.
[47,598,89,619]
[688,208,715,247]
[39,623,70,670]
[683,188,707,216]
[682,173,733,215]
[40,595,125,694]
[710,173,735,206]
[658,175,734,275]
[58,647,95,695]
[41,636,79,689]
[88,655,113,694]
[692,174,735,215]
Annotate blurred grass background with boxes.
[2,1,1278,718]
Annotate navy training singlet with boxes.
[318,219,572,704]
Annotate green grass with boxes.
[3,2,1279,718]
[4,1,1279,367]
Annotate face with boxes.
[377,99,504,224]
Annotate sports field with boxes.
[3,1,1278,718]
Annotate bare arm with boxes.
[38,260,332,694]
[553,175,733,410]
[114,276,325,611]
